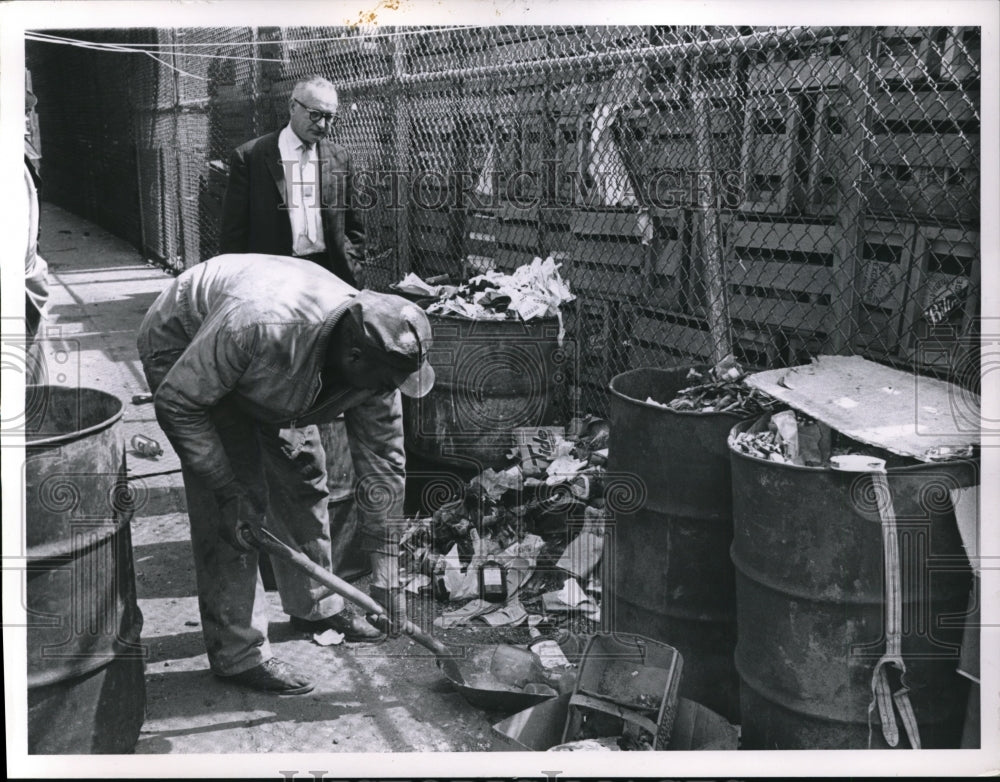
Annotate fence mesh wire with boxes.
[27,25,982,416]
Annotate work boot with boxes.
[290,608,382,641]
[221,658,314,695]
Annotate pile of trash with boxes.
[643,355,778,416]
[730,410,831,465]
[728,408,927,468]
[397,416,610,631]
[392,256,575,339]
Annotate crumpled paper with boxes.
[545,455,589,485]
[468,465,523,499]
[433,596,528,629]
[392,272,443,297]
[556,529,604,580]
[313,629,345,646]
[425,256,575,343]
[542,577,600,617]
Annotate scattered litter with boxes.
[542,578,600,616]
[479,599,528,628]
[548,737,621,751]
[131,433,163,458]
[556,530,604,580]
[529,638,573,670]
[313,629,344,646]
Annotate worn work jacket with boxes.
[136,253,405,547]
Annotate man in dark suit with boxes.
[218,77,388,640]
[220,75,365,287]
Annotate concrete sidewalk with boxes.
[34,202,503,758]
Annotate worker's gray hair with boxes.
[291,75,338,103]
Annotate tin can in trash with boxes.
[131,433,162,458]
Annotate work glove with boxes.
[214,481,264,552]
[369,551,407,637]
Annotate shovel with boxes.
[242,525,452,658]
[242,525,558,697]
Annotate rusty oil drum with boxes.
[404,313,567,473]
[606,367,748,723]
[25,386,145,754]
[729,416,975,749]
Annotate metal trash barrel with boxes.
[25,386,146,754]
[404,314,567,473]
[607,367,746,722]
[729,416,974,749]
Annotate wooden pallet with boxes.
[561,208,656,301]
[939,27,981,82]
[853,219,918,354]
[564,298,632,410]
[725,217,838,335]
[631,305,715,365]
[876,27,944,82]
[492,201,540,270]
[464,211,497,258]
[623,101,740,200]
[411,207,453,255]
[739,93,805,214]
[746,37,851,93]
[806,87,980,219]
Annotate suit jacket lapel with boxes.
[262,132,286,205]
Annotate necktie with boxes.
[299,143,316,243]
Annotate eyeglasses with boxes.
[293,98,338,126]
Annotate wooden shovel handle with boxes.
[244,525,453,659]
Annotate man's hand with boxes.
[214,482,264,551]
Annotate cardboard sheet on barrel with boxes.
[744,355,979,462]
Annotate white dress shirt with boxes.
[278,124,325,256]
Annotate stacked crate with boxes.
[898,227,980,369]
[852,220,918,355]
[406,83,461,276]
[724,216,838,347]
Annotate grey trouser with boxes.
[141,350,344,675]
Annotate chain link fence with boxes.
[27,25,981,416]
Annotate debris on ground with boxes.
[399,415,611,637]
[645,355,778,415]
[312,629,345,646]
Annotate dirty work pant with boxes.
[141,354,344,676]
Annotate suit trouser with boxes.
[141,352,343,675]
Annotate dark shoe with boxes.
[222,658,314,695]
[290,609,382,642]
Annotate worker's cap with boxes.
[347,291,435,398]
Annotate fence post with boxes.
[692,66,732,364]
[828,27,877,354]
[393,30,411,278]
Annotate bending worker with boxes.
[136,253,434,695]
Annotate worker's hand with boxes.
[214,482,264,552]
[369,552,406,636]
